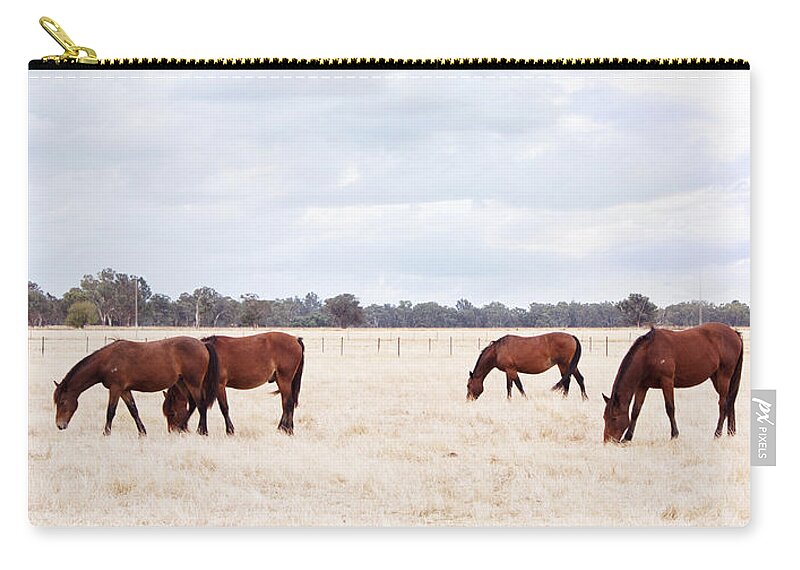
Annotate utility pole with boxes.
[698,275,703,326]
[134,277,139,331]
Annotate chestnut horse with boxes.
[163,332,305,435]
[53,337,218,436]
[602,322,744,443]
[466,333,586,401]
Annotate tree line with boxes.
[28,268,750,329]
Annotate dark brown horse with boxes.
[163,332,305,435]
[53,337,218,436]
[602,323,744,443]
[466,333,586,401]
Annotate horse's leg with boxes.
[504,371,526,399]
[552,363,571,397]
[184,382,209,436]
[728,397,737,436]
[661,377,679,439]
[103,390,121,436]
[276,374,295,435]
[121,390,147,436]
[218,385,235,435]
[623,387,648,442]
[711,371,735,438]
[513,375,527,399]
[178,396,197,432]
[196,404,209,436]
[572,368,588,401]
[180,397,197,433]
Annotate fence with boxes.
[28,327,671,360]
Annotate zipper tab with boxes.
[39,16,98,65]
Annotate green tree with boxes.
[65,301,99,329]
[143,293,175,326]
[28,282,60,326]
[239,294,266,327]
[455,299,478,327]
[719,300,750,326]
[324,294,365,328]
[616,293,658,327]
[480,302,513,327]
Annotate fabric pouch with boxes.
[29,17,750,527]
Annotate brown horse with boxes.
[53,337,218,436]
[466,333,586,401]
[163,332,305,435]
[602,323,744,443]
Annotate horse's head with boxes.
[53,381,78,430]
[602,392,629,443]
[162,388,189,432]
[466,371,484,401]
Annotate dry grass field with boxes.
[28,327,750,527]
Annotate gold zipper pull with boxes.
[39,16,98,64]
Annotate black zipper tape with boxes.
[29,57,749,71]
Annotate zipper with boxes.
[31,16,749,70]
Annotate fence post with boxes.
[397,336,400,357]
[41,336,45,356]
[429,338,432,353]
[605,336,609,357]
[86,336,89,353]
[589,336,592,351]
[322,337,325,353]
[340,336,344,356]
[378,337,381,353]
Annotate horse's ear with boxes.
[162,391,168,399]
[469,370,473,377]
[53,380,59,388]
[602,393,610,404]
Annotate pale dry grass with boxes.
[28,327,750,526]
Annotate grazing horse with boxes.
[466,333,586,401]
[53,337,218,436]
[163,332,305,435]
[602,323,744,443]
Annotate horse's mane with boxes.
[471,336,506,375]
[53,341,119,402]
[610,328,656,398]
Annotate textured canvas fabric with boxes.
[28,66,750,526]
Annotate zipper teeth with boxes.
[29,57,750,69]
[96,57,748,68]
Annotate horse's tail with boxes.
[725,331,744,416]
[553,335,582,393]
[291,337,305,409]
[202,339,219,409]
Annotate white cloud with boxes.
[299,180,748,261]
[335,165,362,188]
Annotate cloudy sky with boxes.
[29,69,749,307]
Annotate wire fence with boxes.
[28,327,686,360]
